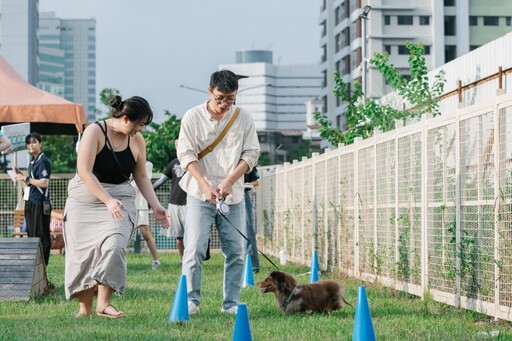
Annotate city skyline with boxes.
[39,0,321,122]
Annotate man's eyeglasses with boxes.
[212,93,236,105]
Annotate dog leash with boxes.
[216,207,280,270]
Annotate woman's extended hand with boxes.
[153,205,170,228]
[106,198,125,219]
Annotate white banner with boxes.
[2,123,30,152]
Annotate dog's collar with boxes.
[283,286,297,310]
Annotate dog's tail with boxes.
[342,296,353,308]
[339,287,353,308]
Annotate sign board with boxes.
[2,123,30,152]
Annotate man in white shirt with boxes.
[178,69,260,315]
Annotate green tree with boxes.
[258,154,270,166]
[142,111,181,172]
[95,88,121,120]
[371,42,445,118]
[43,135,78,173]
[313,42,445,146]
[287,140,314,162]
[313,73,404,145]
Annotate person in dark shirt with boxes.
[153,134,187,262]
[133,161,160,270]
[15,132,52,265]
[244,166,260,273]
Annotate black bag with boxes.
[43,198,52,215]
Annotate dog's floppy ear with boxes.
[269,271,285,292]
[275,271,296,293]
[268,272,278,282]
[283,272,296,290]
[276,274,288,293]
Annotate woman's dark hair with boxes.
[209,69,239,93]
[109,95,153,125]
[25,132,42,144]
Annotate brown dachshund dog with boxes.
[257,270,351,314]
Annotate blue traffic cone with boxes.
[232,303,252,341]
[314,249,320,269]
[352,286,376,341]
[243,254,255,287]
[310,250,320,283]
[168,274,189,323]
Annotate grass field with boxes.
[1,251,511,340]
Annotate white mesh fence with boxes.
[0,173,222,251]
[256,92,512,321]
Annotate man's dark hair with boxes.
[209,69,239,93]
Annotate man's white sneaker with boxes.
[188,301,199,315]
[152,260,161,270]
[221,306,238,315]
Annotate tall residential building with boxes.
[220,50,322,164]
[38,45,64,97]
[39,12,96,122]
[320,0,512,130]
[0,0,38,85]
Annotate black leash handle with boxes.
[217,210,280,270]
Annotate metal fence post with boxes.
[354,137,362,277]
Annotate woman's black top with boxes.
[92,121,136,184]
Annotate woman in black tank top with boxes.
[64,95,170,319]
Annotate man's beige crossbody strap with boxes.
[198,107,241,160]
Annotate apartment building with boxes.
[220,50,322,164]
[320,0,512,130]
[39,12,96,122]
[0,0,38,85]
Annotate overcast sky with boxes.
[39,0,321,122]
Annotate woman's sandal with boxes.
[74,311,92,319]
[96,304,125,319]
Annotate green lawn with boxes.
[1,251,511,340]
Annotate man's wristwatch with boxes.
[25,176,30,183]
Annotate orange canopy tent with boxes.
[0,55,87,135]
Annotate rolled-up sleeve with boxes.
[177,111,198,171]
[240,117,260,172]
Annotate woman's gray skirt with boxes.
[63,175,136,299]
